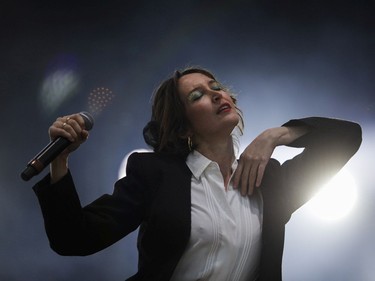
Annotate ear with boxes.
[182,126,194,138]
[178,124,193,139]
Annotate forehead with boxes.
[178,73,213,94]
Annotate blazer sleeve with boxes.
[275,117,362,216]
[33,153,159,256]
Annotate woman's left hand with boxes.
[233,125,308,196]
[233,128,281,196]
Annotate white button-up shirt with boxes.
[171,150,263,281]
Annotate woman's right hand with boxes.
[49,113,90,183]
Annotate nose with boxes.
[211,91,222,103]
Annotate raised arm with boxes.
[32,113,157,256]
[33,153,157,256]
[233,117,361,199]
[276,117,362,212]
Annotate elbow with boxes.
[330,121,362,163]
[50,243,74,256]
[349,122,362,154]
[50,242,93,257]
[337,122,362,161]
[49,239,74,256]
[48,235,95,256]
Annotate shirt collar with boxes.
[186,150,238,180]
[186,150,212,180]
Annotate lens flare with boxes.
[39,69,79,113]
[306,168,358,221]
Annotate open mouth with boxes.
[217,103,231,114]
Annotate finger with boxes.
[68,113,86,129]
[58,114,86,130]
[66,118,82,136]
[239,162,251,196]
[247,164,258,196]
[255,162,267,188]
[60,120,79,142]
[79,130,89,143]
[233,162,244,189]
[49,113,89,156]
[240,174,249,196]
[62,113,89,140]
[49,121,75,142]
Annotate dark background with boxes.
[1,1,374,280]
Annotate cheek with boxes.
[184,102,212,127]
[185,107,204,125]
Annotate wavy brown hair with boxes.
[143,67,243,158]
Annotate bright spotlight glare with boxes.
[306,169,358,221]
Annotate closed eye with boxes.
[188,90,203,101]
[187,81,225,102]
[210,81,225,91]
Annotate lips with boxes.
[217,102,232,114]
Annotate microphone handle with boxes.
[21,137,71,181]
[21,111,94,182]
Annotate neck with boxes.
[195,136,235,188]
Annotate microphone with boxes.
[20,111,94,181]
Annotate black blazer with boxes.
[33,117,362,281]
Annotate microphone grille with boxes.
[79,111,94,131]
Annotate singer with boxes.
[32,67,362,281]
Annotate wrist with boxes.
[263,127,290,147]
[276,126,309,146]
[50,156,69,184]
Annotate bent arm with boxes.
[279,117,362,214]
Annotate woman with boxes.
[33,67,362,281]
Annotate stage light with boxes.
[306,168,358,221]
[39,68,79,114]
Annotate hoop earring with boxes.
[187,137,193,151]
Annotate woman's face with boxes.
[178,72,240,143]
